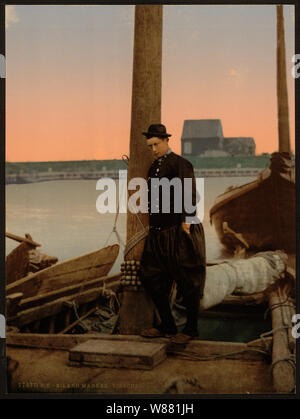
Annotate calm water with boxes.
[6,177,256,274]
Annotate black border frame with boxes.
[0,0,299,403]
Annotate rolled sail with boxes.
[199,251,288,310]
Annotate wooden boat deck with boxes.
[5,260,296,395]
[7,333,275,394]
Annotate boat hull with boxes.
[6,244,120,299]
[209,158,295,253]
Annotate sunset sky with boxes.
[6,4,295,162]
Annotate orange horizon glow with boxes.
[6,75,295,162]
[5,5,295,163]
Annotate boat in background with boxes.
[209,5,295,257]
[209,152,295,254]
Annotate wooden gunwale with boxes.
[8,278,121,328]
[17,273,121,311]
[6,332,270,362]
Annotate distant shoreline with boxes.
[5,156,273,184]
[6,168,266,185]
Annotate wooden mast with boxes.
[119,5,163,334]
[277,5,291,153]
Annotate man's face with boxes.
[147,137,169,159]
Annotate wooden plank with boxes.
[6,232,41,247]
[6,333,267,361]
[6,244,119,299]
[8,280,120,327]
[18,273,121,310]
[69,340,167,370]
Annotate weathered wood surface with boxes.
[6,244,119,299]
[6,332,269,362]
[7,343,274,394]
[8,278,120,327]
[69,339,167,370]
[269,288,295,393]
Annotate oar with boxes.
[5,232,41,247]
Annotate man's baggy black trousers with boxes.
[141,223,206,337]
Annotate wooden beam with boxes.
[6,332,267,361]
[8,279,120,327]
[17,273,121,310]
[269,288,295,393]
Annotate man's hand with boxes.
[181,222,191,235]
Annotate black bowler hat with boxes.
[142,124,172,139]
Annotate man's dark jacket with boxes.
[147,151,199,228]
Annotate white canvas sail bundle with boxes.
[200,251,287,310]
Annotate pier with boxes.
[6,168,263,185]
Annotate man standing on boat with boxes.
[140,124,206,344]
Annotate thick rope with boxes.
[259,325,290,342]
[264,298,295,320]
[124,226,149,258]
[167,345,270,362]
